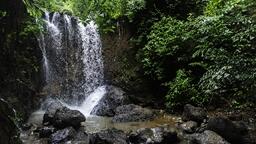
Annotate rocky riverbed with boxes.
[19,102,256,144]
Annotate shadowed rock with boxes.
[112,104,156,122]
[52,107,85,129]
[91,129,127,144]
[43,101,64,125]
[207,117,248,144]
[182,104,207,123]
[49,127,76,144]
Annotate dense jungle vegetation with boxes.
[1,0,256,113]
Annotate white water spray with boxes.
[38,12,106,116]
[66,86,106,116]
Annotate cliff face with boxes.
[0,99,21,144]
[101,22,163,107]
[0,0,42,118]
[102,22,132,85]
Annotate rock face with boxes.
[112,104,156,122]
[91,85,129,116]
[0,99,21,144]
[92,129,128,144]
[128,127,178,144]
[52,107,85,129]
[207,117,248,144]
[190,130,230,144]
[182,104,207,123]
[49,127,76,144]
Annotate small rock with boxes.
[49,127,76,144]
[180,121,198,133]
[182,104,207,123]
[128,126,177,144]
[112,104,155,122]
[53,107,85,129]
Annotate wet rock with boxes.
[112,104,156,122]
[71,127,91,144]
[182,104,207,123]
[52,107,85,129]
[0,98,21,144]
[128,126,178,144]
[39,126,56,138]
[189,130,230,144]
[207,117,248,144]
[43,101,64,125]
[92,129,127,144]
[180,121,198,133]
[49,127,76,144]
[91,85,129,116]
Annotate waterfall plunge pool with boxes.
[26,111,180,133]
[20,85,181,143]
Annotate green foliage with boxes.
[205,0,243,16]
[23,0,43,18]
[0,10,6,17]
[23,0,145,33]
[165,69,200,109]
[142,17,189,80]
[140,0,256,109]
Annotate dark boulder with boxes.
[128,126,178,144]
[182,104,207,123]
[188,130,230,144]
[207,117,248,144]
[112,104,156,122]
[91,129,127,144]
[49,127,76,144]
[52,107,85,129]
[91,85,129,117]
[43,101,64,125]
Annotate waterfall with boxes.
[38,12,105,116]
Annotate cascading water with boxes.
[38,12,105,116]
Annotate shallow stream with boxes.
[20,111,180,143]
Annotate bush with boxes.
[165,69,200,109]
[141,0,256,109]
